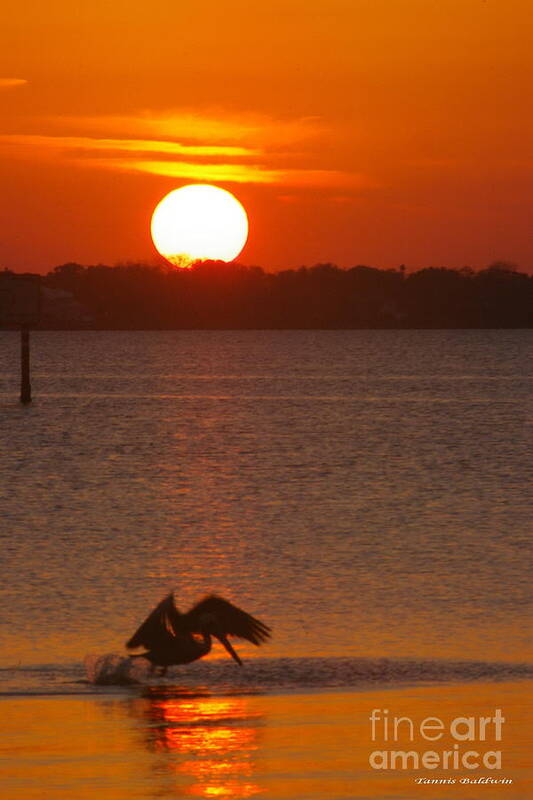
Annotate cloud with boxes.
[92,158,361,187]
[0,109,371,188]
[60,110,326,148]
[90,158,280,184]
[0,134,257,159]
[0,78,28,89]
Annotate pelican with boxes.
[126,593,271,675]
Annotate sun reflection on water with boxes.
[132,690,262,798]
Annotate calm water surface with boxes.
[0,330,531,690]
[2,683,532,800]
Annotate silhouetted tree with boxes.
[31,260,532,330]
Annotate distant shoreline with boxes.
[2,262,531,329]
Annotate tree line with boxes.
[12,260,533,328]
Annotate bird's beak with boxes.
[217,634,242,666]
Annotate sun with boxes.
[150,184,248,268]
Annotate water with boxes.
[1,330,531,695]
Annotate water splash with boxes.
[1,655,531,696]
[84,653,150,685]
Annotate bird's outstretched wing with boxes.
[185,595,271,645]
[126,593,183,650]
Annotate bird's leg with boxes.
[159,666,167,678]
[148,662,156,676]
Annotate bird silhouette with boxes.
[126,593,271,675]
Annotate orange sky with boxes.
[1,0,532,273]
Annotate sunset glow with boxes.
[1,1,531,272]
[1,6,531,800]
[150,185,249,267]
